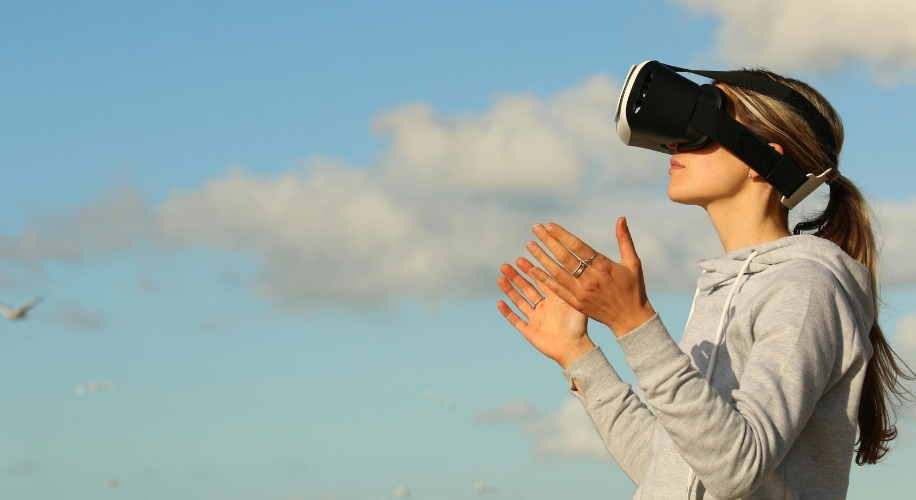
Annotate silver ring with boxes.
[532,297,545,309]
[571,261,586,277]
[582,250,598,266]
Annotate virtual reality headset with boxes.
[615,61,838,209]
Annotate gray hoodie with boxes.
[564,235,874,500]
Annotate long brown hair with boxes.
[720,71,915,465]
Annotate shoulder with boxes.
[768,258,838,283]
[745,259,851,337]
[757,258,841,298]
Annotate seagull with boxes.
[0,296,43,320]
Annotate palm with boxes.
[496,261,591,367]
[521,294,588,361]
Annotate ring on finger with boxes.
[571,261,587,277]
[532,297,545,309]
[582,250,598,266]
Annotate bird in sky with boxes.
[423,390,456,409]
[74,381,116,396]
[0,296,43,320]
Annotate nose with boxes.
[666,142,678,153]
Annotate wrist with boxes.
[610,305,656,338]
[557,337,596,370]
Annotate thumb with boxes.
[616,217,641,270]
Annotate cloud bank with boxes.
[678,0,916,82]
[478,398,609,461]
[2,73,915,309]
[0,76,724,309]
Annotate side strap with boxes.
[688,100,808,198]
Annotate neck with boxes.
[705,192,791,253]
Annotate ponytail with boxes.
[722,71,916,465]
[795,176,915,464]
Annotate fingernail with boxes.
[545,224,556,233]
[526,241,537,251]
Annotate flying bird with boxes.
[74,381,116,396]
[423,390,456,409]
[0,296,43,320]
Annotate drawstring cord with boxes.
[685,250,759,500]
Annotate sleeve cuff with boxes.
[616,313,684,379]
[562,346,629,404]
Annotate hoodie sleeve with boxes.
[563,346,657,485]
[616,274,855,499]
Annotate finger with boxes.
[525,241,574,283]
[497,300,530,333]
[527,266,581,310]
[615,217,641,270]
[543,223,599,265]
[497,276,534,315]
[532,223,583,273]
[515,257,537,274]
[500,263,543,303]
[516,258,554,298]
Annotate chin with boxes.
[667,190,709,208]
[667,185,693,205]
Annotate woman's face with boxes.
[666,85,755,208]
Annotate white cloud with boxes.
[678,0,916,82]
[478,398,609,461]
[897,314,916,355]
[0,187,151,262]
[150,76,697,308]
[374,75,662,194]
[876,199,916,287]
[4,74,916,310]
[4,75,703,309]
[894,314,916,417]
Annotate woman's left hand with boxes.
[525,217,656,338]
[496,259,594,369]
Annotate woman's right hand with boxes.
[497,257,595,369]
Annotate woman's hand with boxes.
[496,258,595,369]
[526,217,656,338]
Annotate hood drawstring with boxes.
[685,250,759,500]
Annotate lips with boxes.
[669,158,685,174]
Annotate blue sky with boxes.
[2,1,916,499]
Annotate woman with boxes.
[496,70,913,499]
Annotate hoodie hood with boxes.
[697,235,875,330]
